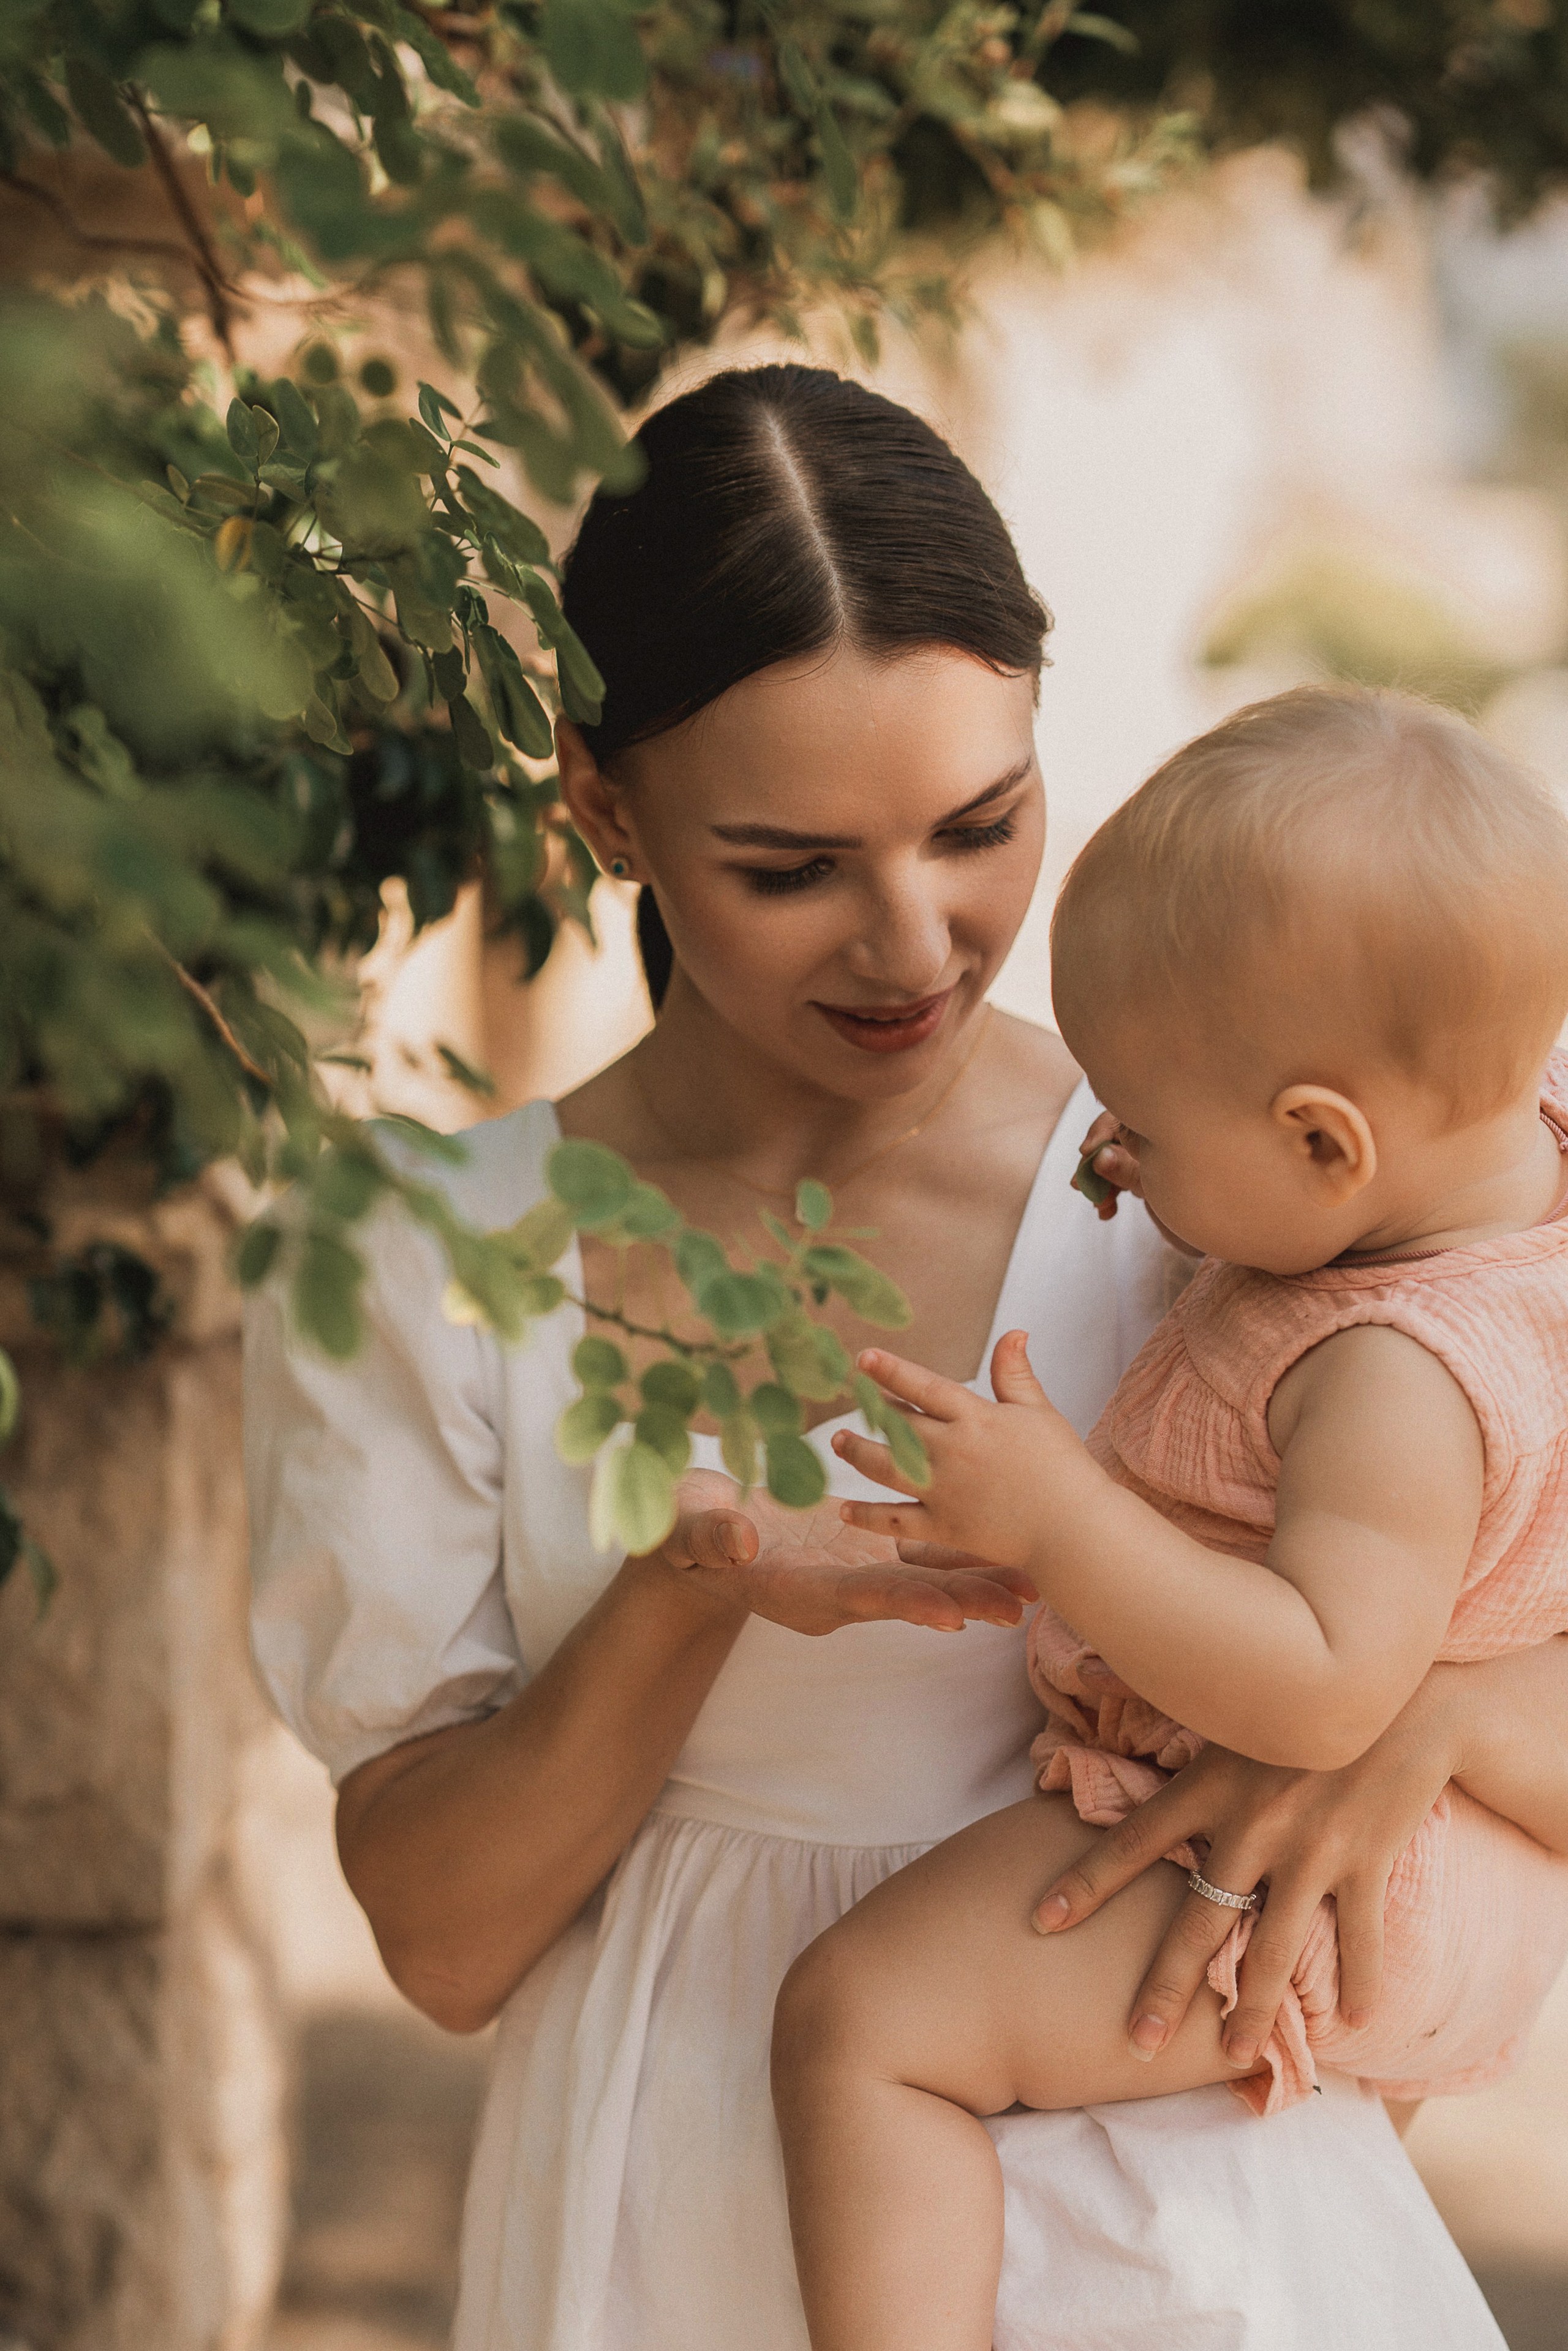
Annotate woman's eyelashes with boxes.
[739,810,1021,896]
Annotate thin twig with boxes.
[150,939,273,1088]
[1,171,197,268]
[126,93,238,355]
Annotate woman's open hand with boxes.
[1031,1675,1463,2069]
[652,1471,1037,1638]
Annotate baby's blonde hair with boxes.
[1052,684,1568,1123]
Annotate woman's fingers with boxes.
[1033,1775,1197,1933]
[895,1541,1039,1604]
[840,1498,929,1540]
[1214,1877,1322,2070]
[1331,1871,1385,2031]
[1124,1889,1242,2061]
[831,1428,923,1495]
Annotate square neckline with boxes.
[543,1071,1098,1443]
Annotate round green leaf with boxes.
[590,1439,676,1555]
[796,1178,832,1232]
[701,1361,742,1421]
[641,1358,699,1414]
[235,1220,282,1289]
[765,1433,827,1510]
[635,1402,691,1476]
[556,1388,622,1464]
[749,1381,802,1438]
[719,1411,758,1490]
[800,1244,913,1330]
[573,1334,628,1388]
[675,1228,729,1297]
[698,1270,782,1339]
[507,1195,575,1270]
[227,397,261,466]
[617,1181,681,1239]
[293,1228,364,1359]
[548,1137,635,1228]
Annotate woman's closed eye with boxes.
[739,809,1020,896]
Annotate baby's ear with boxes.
[1270,1085,1378,1199]
[990,1329,1048,1406]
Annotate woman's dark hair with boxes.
[560,364,1051,1008]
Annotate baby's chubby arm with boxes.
[835,1327,1483,1772]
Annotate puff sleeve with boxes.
[244,1196,524,1784]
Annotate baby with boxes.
[769,684,1568,2351]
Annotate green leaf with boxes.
[641,1357,699,1415]
[64,58,146,168]
[1070,1152,1115,1209]
[719,1411,758,1489]
[765,1432,827,1509]
[548,1137,635,1227]
[540,0,649,101]
[853,1373,932,1487]
[313,1150,382,1221]
[228,0,313,33]
[675,1228,729,1297]
[293,1228,365,1357]
[635,1401,691,1476]
[0,1348,18,1447]
[590,1438,676,1554]
[801,1244,912,1329]
[418,380,461,437]
[698,1270,783,1339]
[617,1181,680,1239]
[573,1334,628,1387]
[227,397,261,466]
[251,404,281,462]
[796,1178,832,1232]
[766,1315,850,1402]
[557,1387,622,1463]
[507,1195,575,1269]
[235,1220,282,1288]
[816,100,858,223]
[701,1361,742,1421]
[749,1381,802,1437]
[273,377,319,461]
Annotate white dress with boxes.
[246,1077,1505,2351]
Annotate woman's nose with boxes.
[841,867,953,994]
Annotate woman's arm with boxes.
[1030,1634,1568,2071]
[337,1533,747,2035]
[337,1479,1036,2034]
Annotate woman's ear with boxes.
[555,719,643,881]
[1270,1084,1378,1201]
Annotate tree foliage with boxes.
[2,0,1568,1574]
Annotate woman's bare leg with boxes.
[771,1794,1253,2351]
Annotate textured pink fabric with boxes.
[1029,1053,1568,2115]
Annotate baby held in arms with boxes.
[768,684,1568,2351]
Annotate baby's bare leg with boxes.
[771,1794,1248,2351]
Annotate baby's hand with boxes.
[1072,1111,1142,1220]
[833,1331,1086,1571]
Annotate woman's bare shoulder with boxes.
[988,1011,1083,1133]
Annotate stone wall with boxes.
[0,1188,287,2351]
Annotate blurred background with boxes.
[259,146,1568,2351]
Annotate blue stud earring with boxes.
[609,858,630,878]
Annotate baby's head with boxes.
[1052,684,1568,1272]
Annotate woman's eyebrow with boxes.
[709,758,1034,850]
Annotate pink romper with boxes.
[1029,1054,1568,2115]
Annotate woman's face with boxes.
[562,645,1044,1101]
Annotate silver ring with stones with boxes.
[1187,1867,1262,1914]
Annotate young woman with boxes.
[245,367,1566,2351]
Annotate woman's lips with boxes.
[813,989,955,1054]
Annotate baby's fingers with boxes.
[831,1427,924,1496]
